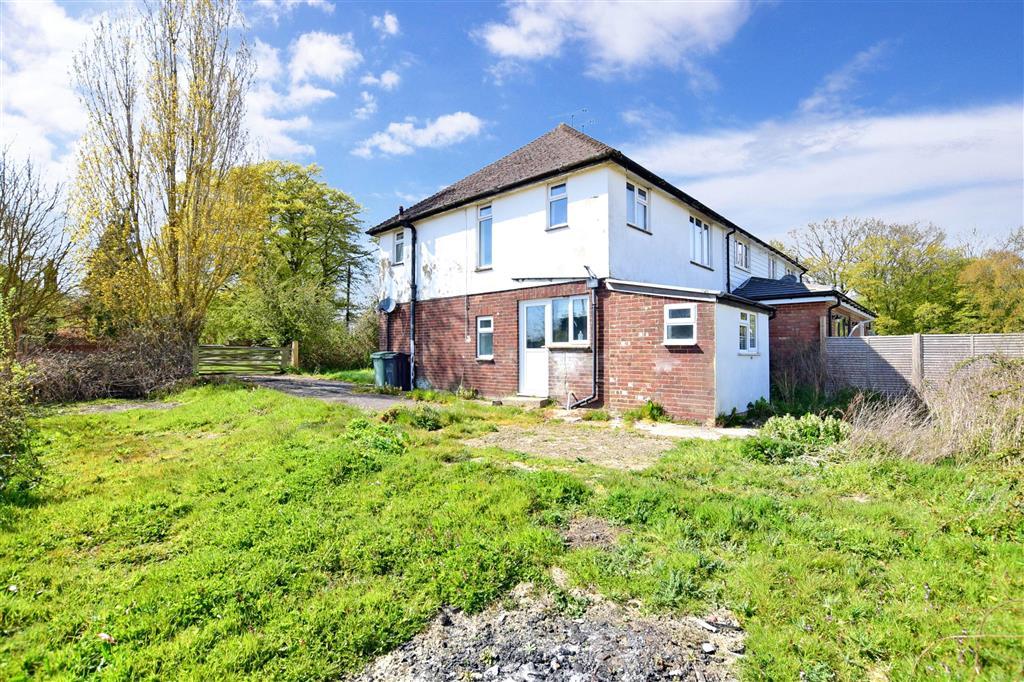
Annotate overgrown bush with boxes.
[25,328,193,403]
[846,356,1024,464]
[742,413,850,463]
[580,409,610,422]
[0,352,41,496]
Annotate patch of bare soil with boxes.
[73,401,181,414]
[349,583,744,682]
[465,423,675,470]
[562,517,623,551]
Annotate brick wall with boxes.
[770,301,828,363]
[379,284,718,422]
[600,291,717,422]
[379,282,590,397]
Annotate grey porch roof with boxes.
[733,276,877,318]
[367,124,804,272]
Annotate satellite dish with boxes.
[378,297,396,313]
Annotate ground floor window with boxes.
[739,311,758,352]
[476,316,494,358]
[664,304,696,345]
[552,295,589,344]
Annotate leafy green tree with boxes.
[955,228,1024,332]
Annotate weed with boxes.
[579,409,610,422]
[623,400,669,423]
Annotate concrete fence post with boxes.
[911,333,924,391]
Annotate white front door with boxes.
[518,300,549,397]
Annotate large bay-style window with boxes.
[477,205,492,268]
[551,295,590,344]
[664,304,696,345]
[548,183,567,229]
[626,182,649,231]
[690,215,711,268]
[739,311,758,353]
[476,316,494,359]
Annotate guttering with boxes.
[605,278,721,298]
[753,292,877,319]
[568,269,601,409]
[826,299,841,338]
[724,226,737,293]
[605,279,773,313]
[405,219,418,388]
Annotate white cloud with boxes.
[251,0,334,23]
[353,91,378,120]
[353,112,484,158]
[372,11,400,37]
[253,38,283,82]
[799,42,890,115]
[289,31,362,83]
[360,69,401,90]
[477,0,751,79]
[0,0,94,179]
[624,103,1024,240]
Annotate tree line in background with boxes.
[781,219,1024,335]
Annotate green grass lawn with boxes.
[1,384,1021,680]
[298,367,374,384]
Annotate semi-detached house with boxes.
[369,124,874,423]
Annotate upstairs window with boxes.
[393,230,405,265]
[690,216,712,268]
[739,311,758,353]
[548,183,567,229]
[626,182,649,231]
[735,239,750,271]
[768,257,777,279]
[476,316,494,359]
[664,304,696,345]
[477,205,492,268]
[551,295,589,344]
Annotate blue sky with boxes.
[2,0,1022,245]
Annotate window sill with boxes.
[476,357,494,363]
[392,261,405,267]
[475,265,493,272]
[690,260,714,272]
[627,223,651,235]
[738,351,760,357]
[664,341,697,347]
[546,223,569,232]
[735,265,751,273]
[547,342,591,351]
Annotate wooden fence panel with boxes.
[826,332,1024,394]
[195,345,287,375]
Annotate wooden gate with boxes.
[194,345,289,375]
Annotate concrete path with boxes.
[240,375,406,411]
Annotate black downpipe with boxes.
[406,221,418,389]
[568,283,600,410]
[826,299,841,338]
[724,227,737,293]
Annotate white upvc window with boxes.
[551,295,589,345]
[739,311,758,353]
[690,216,712,268]
[735,239,750,271]
[664,304,696,346]
[393,229,405,265]
[476,316,494,359]
[626,182,649,231]
[548,182,568,229]
[768,257,777,279]
[477,205,492,268]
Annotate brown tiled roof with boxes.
[369,124,615,234]
[366,124,805,272]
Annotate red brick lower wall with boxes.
[769,302,828,366]
[600,291,716,422]
[379,284,719,422]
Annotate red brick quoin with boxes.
[379,283,719,423]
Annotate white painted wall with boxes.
[378,166,611,303]
[714,304,770,415]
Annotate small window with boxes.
[477,205,492,268]
[664,304,696,345]
[476,316,494,359]
[739,311,758,353]
[769,258,777,279]
[393,230,405,265]
[735,239,750,271]
[690,216,711,267]
[785,266,797,278]
[626,182,649,231]
[548,183,567,229]
[551,295,589,344]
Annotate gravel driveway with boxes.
[240,375,406,411]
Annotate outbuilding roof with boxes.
[367,124,804,272]
[733,275,877,318]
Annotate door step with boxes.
[492,395,549,410]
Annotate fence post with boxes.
[911,333,924,391]
[290,340,299,368]
[192,345,199,375]
[818,315,828,360]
